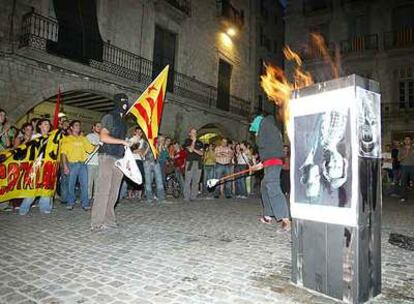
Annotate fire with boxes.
[260,47,313,139]
[260,33,340,140]
[309,33,340,79]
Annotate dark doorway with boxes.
[50,0,103,63]
[153,25,176,92]
[217,59,232,112]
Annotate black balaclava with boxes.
[113,93,129,117]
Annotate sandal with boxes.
[258,216,272,224]
[280,219,291,232]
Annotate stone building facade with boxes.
[0,0,258,142]
[254,0,285,115]
[285,0,414,144]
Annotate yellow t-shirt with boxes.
[204,149,216,166]
[61,135,95,163]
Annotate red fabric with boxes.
[52,87,61,129]
[263,158,283,167]
[173,150,187,172]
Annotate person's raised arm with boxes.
[100,128,129,146]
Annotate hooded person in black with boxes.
[250,114,290,231]
[91,93,131,231]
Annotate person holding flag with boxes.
[126,65,169,204]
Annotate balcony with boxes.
[218,0,244,30]
[340,34,379,54]
[384,27,414,50]
[162,0,191,16]
[18,11,250,118]
[303,0,332,16]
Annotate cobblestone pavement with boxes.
[0,195,413,304]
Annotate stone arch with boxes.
[197,122,230,143]
[5,61,140,123]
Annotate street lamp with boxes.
[226,27,237,37]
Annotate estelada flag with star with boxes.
[127,65,169,159]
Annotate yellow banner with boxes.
[0,130,63,202]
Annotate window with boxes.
[259,25,264,46]
[153,25,177,92]
[51,0,103,62]
[303,0,329,14]
[264,37,271,52]
[260,0,268,20]
[349,15,367,37]
[309,23,330,44]
[392,4,414,30]
[274,40,278,53]
[258,95,263,111]
[217,59,232,112]
[398,67,414,108]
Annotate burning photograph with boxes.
[294,108,352,207]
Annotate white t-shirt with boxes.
[237,151,250,165]
[86,133,100,165]
[382,152,392,169]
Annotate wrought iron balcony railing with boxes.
[162,0,191,16]
[303,0,332,16]
[340,34,379,54]
[384,27,414,50]
[19,11,250,118]
[219,0,244,29]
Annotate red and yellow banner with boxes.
[127,65,169,158]
[0,130,63,202]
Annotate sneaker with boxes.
[400,198,407,203]
[82,206,91,211]
[66,205,74,210]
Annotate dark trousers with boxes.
[280,169,290,195]
[261,166,289,220]
[400,165,414,199]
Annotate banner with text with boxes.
[0,130,63,202]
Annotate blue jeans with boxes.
[143,161,165,201]
[67,162,89,208]
[60,170,69,203]
[214,164,232,198]
[235,165,247,196]
[19,196,52,215]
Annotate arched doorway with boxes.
[16,90,114,132]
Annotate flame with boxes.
[260,33,340,140]
[309,33,340,78]
[260,47,313,139]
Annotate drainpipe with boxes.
[8,0,17,53]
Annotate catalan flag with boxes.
[127,65,169,158]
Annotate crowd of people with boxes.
[0,107,292,217]
[382,136,414,202]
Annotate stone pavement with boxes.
[0,195,413,304]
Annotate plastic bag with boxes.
[115,147,142,185]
